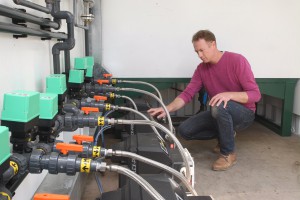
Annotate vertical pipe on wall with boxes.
[51,0,75,74]
[64,50,70,73]
[85,29,89,56]
[88,0,101,63]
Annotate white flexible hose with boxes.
[108,119,191,183]
[120,95,138,110]
[120,80,163,100]
[107,165,165,200]
[118,106,165,142]
[120,88,173,133]
[112,150,197,195]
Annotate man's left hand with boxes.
[209,92,232,108]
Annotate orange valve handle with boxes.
[97,79,110,85]
[73,135,94,144]
[34,193,70,200]
[94,95,108,101]
[55,143,83,155]
[81,107,99,114]
[103,73,112,78]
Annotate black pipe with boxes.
[64,50,71,73]
[51,0,75,74]
[85,29,89,56]
[13,0,51,14]
[0,22,67,39]
[0,5,59,29]
[2,166,15,183]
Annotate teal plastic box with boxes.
[46,74,67,95]
[0,126,10,165]
[86,56,94,68]
[39,93,58,120]
[85,56,94,78]
[74,57,88,70]
[1,90,40,122]
[69,69,84,84]
[86,66,93,78]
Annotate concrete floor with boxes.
[82,122,300,200]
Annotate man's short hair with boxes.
[192,30,216,43]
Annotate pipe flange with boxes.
[29,149,44,174]
[48,152,59,174]
[66,155,77,175]
[81,143,90,158]
[64,113,75,131]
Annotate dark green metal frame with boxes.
[117,77,298,137]
[255,78,298,136]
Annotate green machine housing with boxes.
[38,93,58,143]
[68,69,85,99]
[0,126,11,176]
[1,90,40,153]
[74,57,94,82]
[46,74,67,111]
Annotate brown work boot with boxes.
[212,131,236,154]
[212,143,220,154]
[212,153,237,171]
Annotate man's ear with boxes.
[211,41,216,47]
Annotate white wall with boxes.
[0,0,85,199]
[101,0,300,78]
[0,0,85,116]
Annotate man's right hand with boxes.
[147,107,166,119]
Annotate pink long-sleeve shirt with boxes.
[178,51,261,112]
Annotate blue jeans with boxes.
[178,101,255,155]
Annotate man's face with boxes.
[193,39,216,63]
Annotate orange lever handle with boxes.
[94,95,108,101]
[56,143,83,155]
[97,79,110,85]
[81,107,99,114]
[73,135,94,145]
[34,193,70,200]
[103,73,112,78]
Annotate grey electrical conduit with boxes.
[107,119,192,183]
[0,21,67,39]
[118,106,165,142]
[13,0,51,14]
[0,5,59,29]
[107,150,197,195]
[105,165,165,200]
[119,88,173,132]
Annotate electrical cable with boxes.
[94,172,104,195]
[104,109,115,118]
[94,125,111,147]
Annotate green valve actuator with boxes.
[46,74,67,112]
[74,56,94,78]
[0,126,11,175]
[38,93,59,143]
[1,90,40,153]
